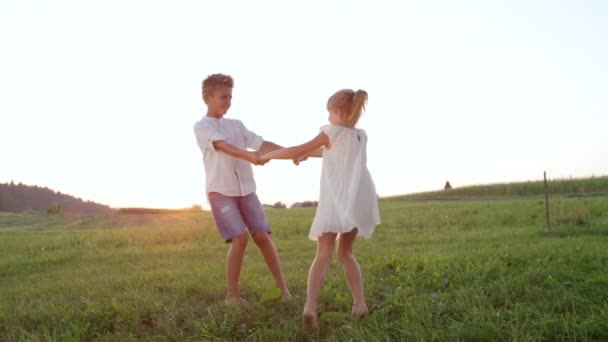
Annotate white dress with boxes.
[309,124,381,240]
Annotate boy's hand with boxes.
[246,151,268,166]
[293,155,308,165]
[259,153,271,165]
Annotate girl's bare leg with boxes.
[303,233,336,329]
[337,228,368,317]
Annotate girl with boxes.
[261,89,380,329]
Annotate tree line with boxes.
[0,181,114,214]
[266,201,318,209]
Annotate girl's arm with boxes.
[261,132,329,161]
[293,148,323,165]
[302,148,323,158]
[257,141,284,154]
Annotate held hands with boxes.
[246,151,269,166]
[259,153,270,165]
[247,152,307,166]
[259,153,271,165]
[292,155,308,165]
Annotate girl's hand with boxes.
[246,151,267,165]
[259,153,271,165]
[293,155,308,165]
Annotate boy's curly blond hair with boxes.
[202,73,234,98]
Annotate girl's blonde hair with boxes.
[326,89,368,127]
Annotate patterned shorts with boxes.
[207,192,271,243]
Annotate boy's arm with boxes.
[213,140,266,165]
[256,141,284,155]
[261,132,329,161]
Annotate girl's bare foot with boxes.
[303,311,318,330]
[351,304,369,318]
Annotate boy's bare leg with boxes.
[303,233,336,329]
[225,233,249,304]
[337,229,368,317]
[252,232,292,300]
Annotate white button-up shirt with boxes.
[193,116,264,196]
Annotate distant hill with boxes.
[384,175,608,202]
[0,182,114,214]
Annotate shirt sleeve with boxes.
[194,121,226,152]
[320,124,341,144]
[238,120,264,150]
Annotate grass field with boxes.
[1,186,608,340]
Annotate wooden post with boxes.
[544,171,550,231]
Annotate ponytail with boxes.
[347,89,368,127]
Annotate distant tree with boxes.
[191,204,203,211]
[272,201,286,209]
[289,201,318,208]
[302,201,318,208]
[444,181,452,190]
[46,203,62,214]
[0,182,114,214]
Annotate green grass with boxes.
[1,195,608,341]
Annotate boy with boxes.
[193,73,292,304]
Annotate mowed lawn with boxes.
[1,196,607,341]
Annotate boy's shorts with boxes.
[207,192,271,243]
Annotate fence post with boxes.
[544,171,550,231]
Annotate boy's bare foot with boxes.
[303,311,318,330]
[281,292,294,302]
[351,304,369,318]
[224,297,249,306]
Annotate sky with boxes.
[1,1,607,210]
